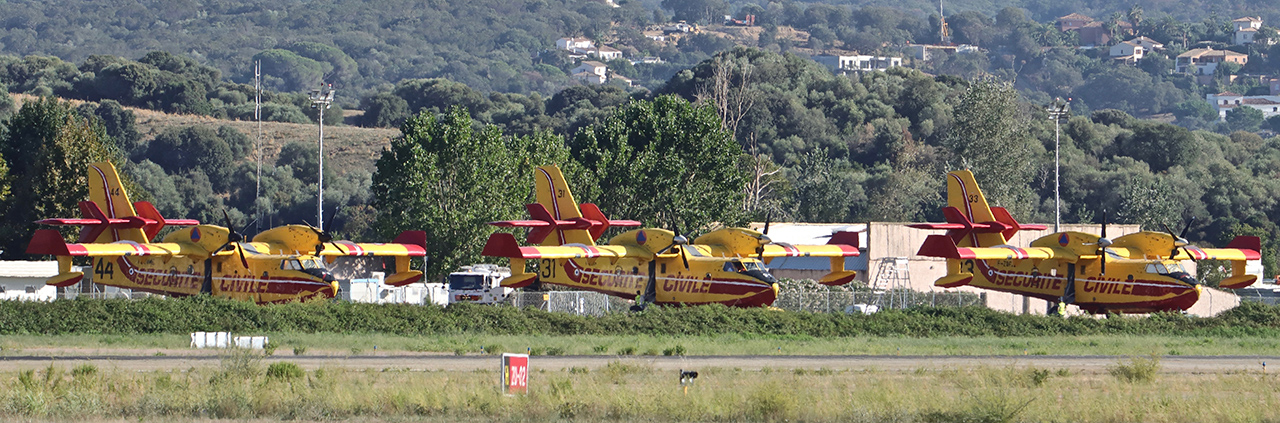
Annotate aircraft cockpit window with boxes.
[742,261,765,272]
[300,258,325,270]
[1165,262,1187,273]
[1146,263,1171,274]
[281,260,303,271]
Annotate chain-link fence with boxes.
[773,289,984,313]
[504,291,629,316]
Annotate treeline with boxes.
[3,296,1280,337]
[0,53,340,125]
[0,0,709,100]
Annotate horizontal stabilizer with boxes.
[39,201,199,242]
[491,203,639,244]
[579,203,640,240]
[935,273,973,288]
[501,273,539,289]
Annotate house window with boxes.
[0,286,6,293]
[25,286,36,294]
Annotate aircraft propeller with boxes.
[756,214,772,261]
[1161,217,1195,260]
[1095,209,1112,275]
[302,222,338,255]
[214,210,250,269]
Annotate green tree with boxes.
[943,77,1037,217]
[571,95,745,232]
[789,149,861,223]
[0,97,121,258]
[144,126,234,191]
[371,106,570,280]
[1225,106,1264,132]
[356,93,410,128]
[1117,121,1203,172]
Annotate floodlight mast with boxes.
[1047,98,1070,232]
[309,83,335,231]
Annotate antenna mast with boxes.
[254,60,263,234]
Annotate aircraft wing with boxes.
[26,229,196,257]
[319,241,427,257]
[917,234,1058,260]
[759,243,859,258]
[316,230,428,257]
[1171,236,1262,261]
[482,233,651,260]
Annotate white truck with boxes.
[447,264,513,304]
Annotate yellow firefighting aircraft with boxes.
[481,165,860,309]
[26,162,427,304]
[911,170,1261,314]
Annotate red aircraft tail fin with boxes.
[579,202,640,241]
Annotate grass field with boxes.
[5,333,1280,357]
[2,352,1278,422]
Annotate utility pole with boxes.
[254,60,262,235]
[1046,98,1070,232]
[309,83,335,231]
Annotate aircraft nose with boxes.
[328,281,339,298]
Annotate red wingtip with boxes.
[827,230,860,249]
[482,233,524,258]
[1226,236,1262,255]
[27,229,72,256]
[393,230,428,250]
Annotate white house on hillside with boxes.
[1233,17,1266,45]
[812,54,901,74]
[571,61,609,85]
[1207,91,1280,119]
[557,37,594,51]
[1109,40,1144,62]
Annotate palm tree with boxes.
[1128,5,1144,31]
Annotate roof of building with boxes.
[0,261,58,278]
[1131,36,1163,45]
[559,37,592,42]
[597,46,621,52]
[1234,16,1263,22]
[578,61,607,68]
[1242,98,1280,105]
[1238,27,1258,32]
[1058,13,1093,22]
[1217,91,1242,96]
[1178,48,1248,58]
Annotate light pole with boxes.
[309,83,335,231]
[1046,98,1070,232]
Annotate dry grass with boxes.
[1,352,1279,422]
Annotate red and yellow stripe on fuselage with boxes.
[960,258,1199,313]
[538,257,777,307]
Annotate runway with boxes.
[1,353,1274,374]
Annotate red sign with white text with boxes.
[502,353,529,394]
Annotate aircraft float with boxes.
[911,170,1261,314]
[481,165,861,309]
[26,162,427,304]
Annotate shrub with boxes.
[1108,355,1160,383]
[71,364,97,378]
[293,346,308,356]
[266,362,305,380]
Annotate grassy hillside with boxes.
[15,94,398,174]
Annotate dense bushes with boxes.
[3,297,1280,337]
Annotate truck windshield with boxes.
[449,274,486,290]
